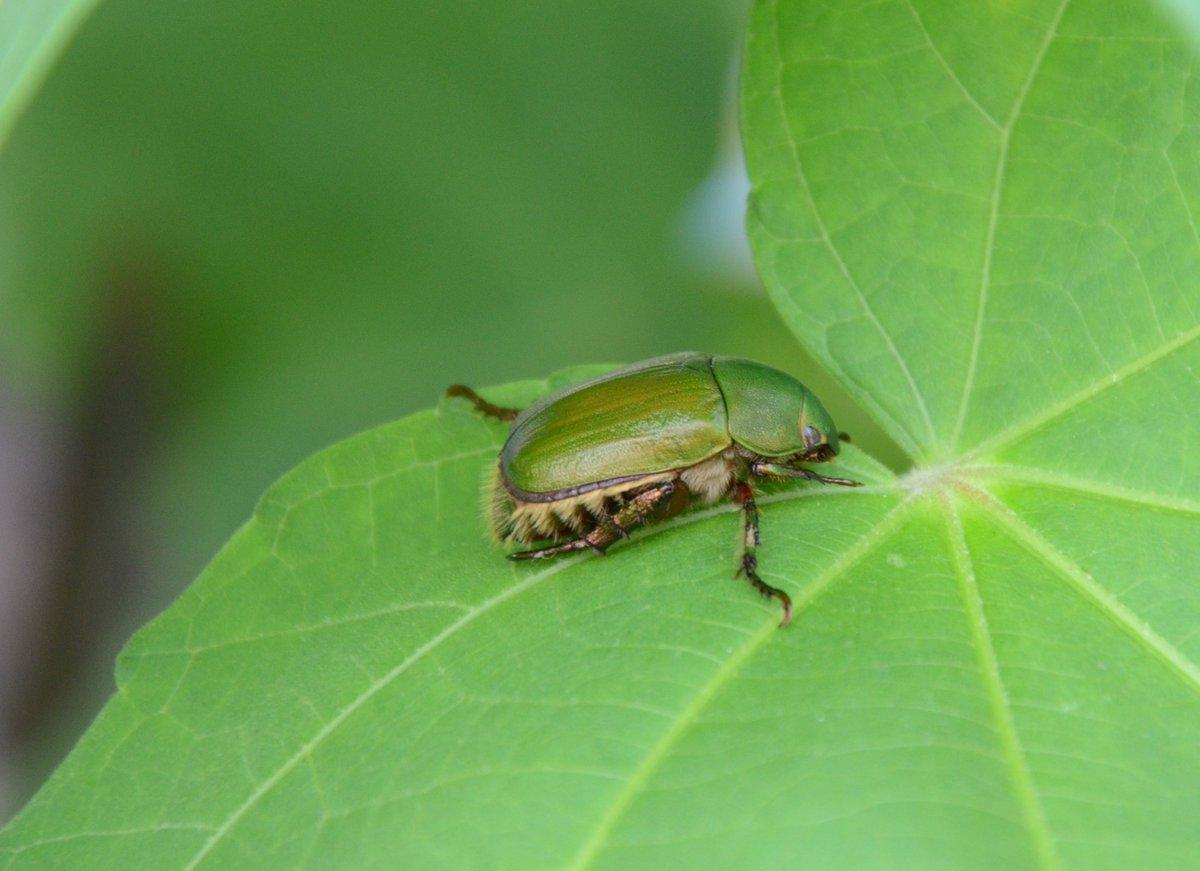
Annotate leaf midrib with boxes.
[942,496,1060,871]
[0,0,107,149]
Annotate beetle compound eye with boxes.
[802,425,821,449]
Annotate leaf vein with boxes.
[568,499,914,869]
[900,0,1001,130]
[942,496,1060,870]
[180,554,589,870]
[965,322,1200,459]
[976,464,1200,516]
[951,0,1072,451]
[766,0,936,456]
[973,486,1200,697]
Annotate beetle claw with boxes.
[737,555,792,627]
[777,593,793,628]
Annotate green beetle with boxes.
[447,352,860,625]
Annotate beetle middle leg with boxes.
[730,481,792,627]
[509,482,677,561]
[445,385,522,422]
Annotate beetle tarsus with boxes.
[735,552,757,578]
[446,384,522,422]
[737,554,792,628]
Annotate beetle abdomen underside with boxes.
[487,464,674,543]
[487,448,740,544]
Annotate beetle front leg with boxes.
[730,482,792,628]
[509,482,676,561]
[445,385,522,422]
[750,461,861,488]
[507,536,599,560]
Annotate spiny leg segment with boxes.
[509,482,676,560]
[750,460,861,488]
[731,481,792,627]
[445,384,522,422]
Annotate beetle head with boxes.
[711,357,843,460]
[798,390,840,460]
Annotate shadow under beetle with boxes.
[447,352,860,626]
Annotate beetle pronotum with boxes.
[447,352,860,626]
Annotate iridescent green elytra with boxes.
[447,353,860,625]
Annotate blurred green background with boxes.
[0,0,900,822]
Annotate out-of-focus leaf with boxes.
[0,0,100,147]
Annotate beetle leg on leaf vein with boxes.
[731,481,792,628]
[750,460,861,488]
[509,482,676,561]
[445,384,522,422]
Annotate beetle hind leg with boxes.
[445,385,522,422]
[730,481,792,627]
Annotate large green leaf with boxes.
[739,0,1200,865]
[0,370,899,868]
[745,0,1200,463]
[2,0,1200,868]
[0,0,100,147]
